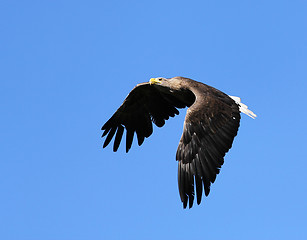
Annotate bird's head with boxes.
[149,77,165,85]
[149,77,185,89]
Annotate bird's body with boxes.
[101,77,256,208]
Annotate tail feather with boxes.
[229,96,257,119]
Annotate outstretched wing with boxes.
[176,89,241,208]
[101,82,189,152]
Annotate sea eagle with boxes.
[101,77,256,208]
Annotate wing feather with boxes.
[113,125,124,152]
[177,89,241,208]
[103,126,117,148]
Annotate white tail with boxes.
[229,96,257,119]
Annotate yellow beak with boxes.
[149,78,162,85]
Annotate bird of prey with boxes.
[101,77,256,208]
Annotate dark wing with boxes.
[101,82,189,152]
[176,89,241,208]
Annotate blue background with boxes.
[1,1,306,239]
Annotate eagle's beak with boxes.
[149,78,162,85]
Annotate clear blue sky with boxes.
[1,1,307,239]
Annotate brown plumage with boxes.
[101,77,256,208]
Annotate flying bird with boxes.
[101,77,256,208]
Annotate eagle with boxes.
[101,77,256,208]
